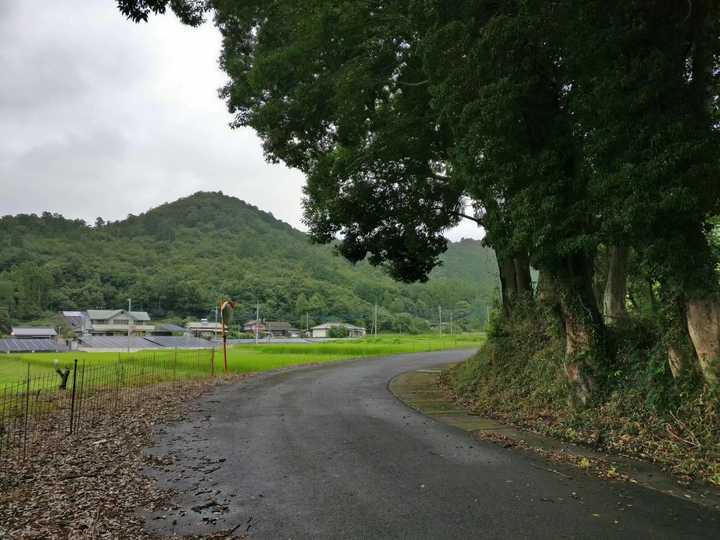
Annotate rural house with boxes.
[243,320,266,335]
[61,311,91,336]
[86,309,154,336]
[266,321,294,337]
[186,320,223,338]
[311,322,366,338]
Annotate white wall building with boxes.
[186,320,223,338]
[311,322,366,338]
[86,309,154,336]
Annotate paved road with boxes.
[145,350,719,539]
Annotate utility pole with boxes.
[373,303,378,337]
[306,312,309,336]
[127,297,132,352]
[255,301,260,344]
[438,305,443,335]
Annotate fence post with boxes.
[76,361,86,435]
[114,358,121,411]
[22,363,30,460]
[69,358,78,434]
[210,348,215,377]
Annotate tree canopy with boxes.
[116,1,720,394]
[205,0,719,391]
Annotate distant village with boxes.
[0,308,367,354]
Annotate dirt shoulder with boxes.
[389,366,720,512]
[0,376,251,540]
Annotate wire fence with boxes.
[0,349,216,465]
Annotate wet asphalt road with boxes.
[145,350,719,539]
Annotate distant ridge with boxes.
[0,191,499,332]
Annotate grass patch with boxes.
[0,333,484,386]
[443,304,720,487]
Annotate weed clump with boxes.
[444,302,720,486]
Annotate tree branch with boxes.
[396,79,429,87]
[453,211,483,225]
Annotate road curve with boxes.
[144,350,718,539]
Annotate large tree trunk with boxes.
[560,300,595,405]
[667,343,688,380]
[554,252,605,406]
[514,252,532,297]
[665,298,693,379]
[662,225,720,384]
[536,270,556,304]
[602,245,628,325]
[686,296,720,385]
[497,251,532,317]
[498,254,517,318]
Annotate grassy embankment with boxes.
[0,333,484,386]
[443,304,720,486]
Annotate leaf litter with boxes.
[0,375,252,539]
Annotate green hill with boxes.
[0,192,498,333]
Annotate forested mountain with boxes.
[0,192,498,333]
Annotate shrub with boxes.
[328,325,350,338]
[444,300,720,485]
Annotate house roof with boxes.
[87,309,151,321]
[61,312,86,329]
[186,321,223,330]
[267,321,291,330]
[311,322,365,331]
[156,323,186,333]
[11,327,57,337]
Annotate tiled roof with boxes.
[87,309,151,321]
[11,327,57,337]
[186,322,223,329]
[267,321,291,330]
[156,323,186,333]
[312,322,365,330]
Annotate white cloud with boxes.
[0,0,482,241]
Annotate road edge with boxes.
[388,365,720,512]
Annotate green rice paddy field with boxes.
[0,334,484,387]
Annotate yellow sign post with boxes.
[219,299,236,373]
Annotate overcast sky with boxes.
[0,0,482,241]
